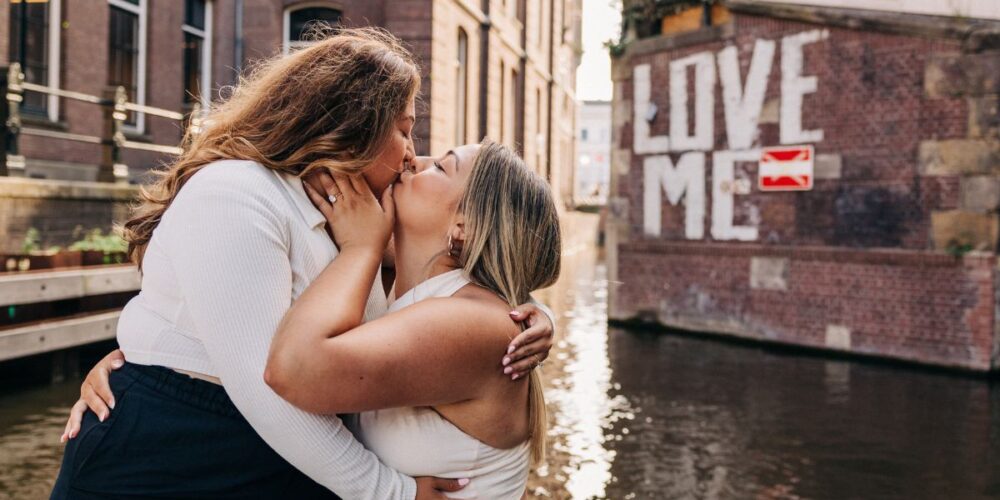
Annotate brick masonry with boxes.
[608,6,1000,371]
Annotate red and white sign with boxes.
[759,145,814,191]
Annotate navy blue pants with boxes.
[51,362,340,499]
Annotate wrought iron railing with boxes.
[1,63,202,183]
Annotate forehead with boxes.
[452,144,481,168]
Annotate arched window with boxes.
[283,5,342,54]
[455,29,468,145]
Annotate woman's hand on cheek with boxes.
[302,171,394,255]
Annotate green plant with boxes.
[21,228,40,254]
[68,228,128,253]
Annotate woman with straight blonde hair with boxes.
[265,140,561,498]
[51,28,553,500]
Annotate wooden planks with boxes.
[0,265,140,306]
[0,310,120,362]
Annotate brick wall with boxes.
[0,178,137,252]
[608,6,1000,371]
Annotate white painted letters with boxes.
[718,39,775,150]
[780,29,828,144]
[634,30,828,242]
[632,64,670,154]
[712,150,760,241]
[644,153,705,239]
[669,52,716,152]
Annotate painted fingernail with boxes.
[458,478,470,486]
[109,397,116,410]
[502,356,511,366]
[111,359,124,369]
[509,310,519,316]
[504,366,513,375]
[512,373,520,380]
[99,412,107,422]
[507,344,516,354]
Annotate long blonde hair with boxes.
[457,141,562,464]
[124,27,420,268]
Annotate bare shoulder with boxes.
[398,286,520,348]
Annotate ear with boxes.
[448,215,466,246]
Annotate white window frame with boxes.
[108,0,148,133]
[282,2,343,55]
[182,0,213,111]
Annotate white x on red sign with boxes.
[759,145,814,191]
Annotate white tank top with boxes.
[359,269,530,500]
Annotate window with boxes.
[283,6,343,54]
[108,0,147,130]
[183,0,213,109]
[9,0,61,120]
[455,29,468,145]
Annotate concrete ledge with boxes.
[0,265,140,306]
[0,177,140,201]
[0,310,120,362]
[619,240,982,267]
[726,0,1000,42]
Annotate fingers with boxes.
[81,382,111,422]
[414,476,469,500]
[347,173,372,199]
[317,171,339,198]
[60,399,88,443]
[331,172,359,198]
[303,182,336,220]
[503,337,549,377]
[508,303,540,325]
[107,349,126,368]
[432,477,470,493]
[92,361,116,411]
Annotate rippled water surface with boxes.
[3,219,1000,499]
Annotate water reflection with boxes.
[602,330,1000,499]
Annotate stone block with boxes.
[959,175,1000,212]
[925,51,1000,98]
[825,325,851,350]
[969,96,999,140]
[750,257,788,291]
[919,140,1000,176]
[815,154,842,179]
[930,210,999,252]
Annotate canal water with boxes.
[2,214,999,499]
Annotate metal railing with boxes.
[2,63,203,183]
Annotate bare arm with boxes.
[268,295,515,414]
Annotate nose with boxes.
[409,156,434,173]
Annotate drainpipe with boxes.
[234,0,244,80]
[478,0,490,141]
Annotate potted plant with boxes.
[70,228,130,266]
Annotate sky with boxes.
[575,0,622,102]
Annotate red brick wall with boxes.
[609,10,1000,371]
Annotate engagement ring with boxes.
[328,194,338,204]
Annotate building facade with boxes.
[608,1,1000,371]
[575,99,610,204]
[3,0,581,203]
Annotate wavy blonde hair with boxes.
[458,141,562,464]
[124,27,420,268]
